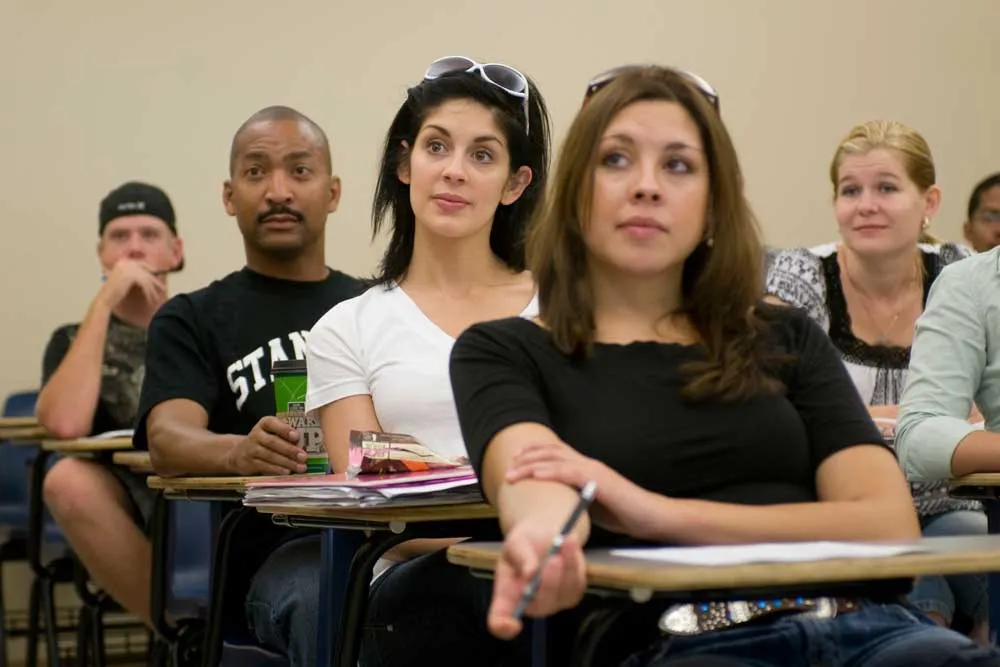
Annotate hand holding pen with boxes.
[487,481,597,640]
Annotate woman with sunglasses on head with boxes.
[447,67,1000,666]
[303,56,549,665]
[765,122,988,641]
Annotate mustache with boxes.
[256,205,304,224]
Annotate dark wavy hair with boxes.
[371,69,551,284]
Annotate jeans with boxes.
[361,549,531,667]
[625,602,1000,667]
[362,550,999,667]
[909,510,989,626]
[245,534,321,667]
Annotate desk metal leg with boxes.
[531,619,546,667]
[332,532,409,667]
[317,531,362,667]
[201,506,250,667]
[987,500,1000,645]
[27,449,63,667]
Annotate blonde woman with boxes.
[765,120,987,639]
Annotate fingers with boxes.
[506,462,580,487]
[513,442,566,463]
[249,418,307,473]
[557,534,587,609]
[487,561,525,640]
[252,443,306,474]
[258,416,301,443]
[248,458,297,476]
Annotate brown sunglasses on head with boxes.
[583,65,720,112]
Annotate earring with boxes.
[922,217,930,230]
[706,237,715,248]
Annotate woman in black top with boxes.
[446,66,1000,666]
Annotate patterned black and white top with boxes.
[765,241,979,518]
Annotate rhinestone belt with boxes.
[658,597,861,635]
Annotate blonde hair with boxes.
[829,120,939,244]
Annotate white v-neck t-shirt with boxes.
[305,283,539,460]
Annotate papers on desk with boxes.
[242,466,482,508]
[609,541,926,566]
[85,429,135,440]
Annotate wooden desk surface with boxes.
[0,426,49,442]
[0,416,39,429]
[112,451,154,473]
[448,535,1000,595]
[255,502,496,525]
[41,437,133,453]
[952,473,1000,488]
[147,474,287,493]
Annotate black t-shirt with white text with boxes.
[135,266,363,449]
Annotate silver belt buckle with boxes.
[800,596,839,620]
[657,597,839,636]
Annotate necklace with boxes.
[838,250,920,346]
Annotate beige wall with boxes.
[1,0,998,403]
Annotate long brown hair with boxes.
[527,67,782,401]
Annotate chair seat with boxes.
[172,565,211,602]
[0,503,66,544]
[220,640,289,667]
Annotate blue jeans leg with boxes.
[245,535,321,667]
[909,511,989,626]
[634,602,1000,667]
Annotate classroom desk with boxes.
[451,535,1000,600]
[254,502,499,667]
[449,535,1000,664]
[0,416,39,429]
[145,473,319,667]
[0,419,48,441]
[21,436,134,664]
[41,436,133,454]
[111,450,154,474]
[147,474,285,500]
[950,473,1000,640]
[951,473,1000,500]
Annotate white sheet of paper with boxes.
[84,428,134,440]
[608,541,925,566]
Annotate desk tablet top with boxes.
[41,437,133,452]
[147,475,287,492]
[1,426,49,442]
[112,451,153,472]
[951,473,1000,488]
[448,534,1000,594]
[255,502,497,524]
[0,416,39,429]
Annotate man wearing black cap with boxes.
[36,181,184,627]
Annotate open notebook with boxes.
[242,466,482,508]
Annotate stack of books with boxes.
[243,467,481,508]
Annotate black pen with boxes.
[512,480,598,621]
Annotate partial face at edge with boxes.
[965,185,1000,253]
